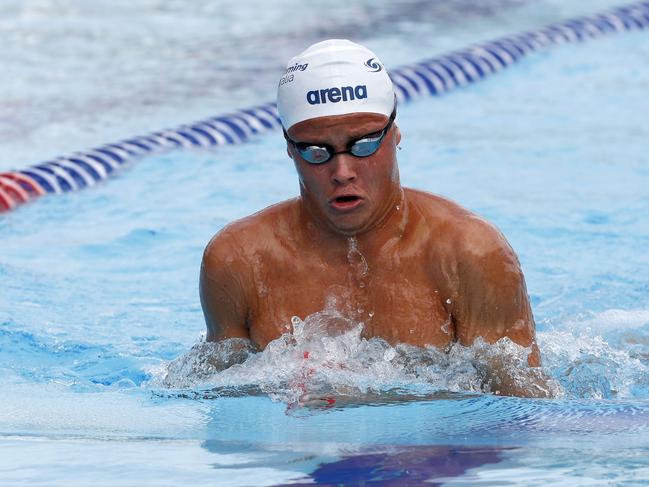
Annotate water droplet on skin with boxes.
[368,311,374,318]
[446,298,452,305]
[291,316,301,326]
[409,329,415,334]
[396,205,400,211]
[347,237,369,278]
[359,282,365,288]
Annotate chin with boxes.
[326,216,369,236]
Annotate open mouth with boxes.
[335,195,360,204]
[330,194,364,211]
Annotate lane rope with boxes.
[1,1,648,213]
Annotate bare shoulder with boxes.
[200,199,300,341]
[404,188,513,259]
[405,190,540,374]
[203,198,299,269]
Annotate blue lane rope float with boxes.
[1,1,648,212]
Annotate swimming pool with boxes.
[2,1,649,485]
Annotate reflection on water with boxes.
[274,445,507,486]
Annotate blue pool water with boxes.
[2,1,649,485]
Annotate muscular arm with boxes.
[450,217,551,397]
[200,230,251,342]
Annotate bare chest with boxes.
[247,251,453,349]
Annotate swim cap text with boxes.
[284,63,309,74]
[306,85,368,105]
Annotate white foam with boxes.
[153,307,563,405]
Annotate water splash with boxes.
[158,337,256,389]
[155,310,564,405]
[541,331,649,400]
[153,306,649,405]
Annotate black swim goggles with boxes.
[283,108,397,164]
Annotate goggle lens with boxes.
[349,136,382,157]
[285,109,396,165]
[296,145,331,164]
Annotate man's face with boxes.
[286,112,402,236]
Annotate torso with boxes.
[239,189,460,350]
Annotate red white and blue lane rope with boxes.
[1,1,648,213]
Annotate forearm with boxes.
[475,352,556,398]
[207,337,257,370]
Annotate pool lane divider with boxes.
[1,1,648,213]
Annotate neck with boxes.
[354,187,408,255]
[298,186,409,257]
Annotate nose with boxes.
[330,154,357,185]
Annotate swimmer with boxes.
[200,39,551,398]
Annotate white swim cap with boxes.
[277,39,395,130]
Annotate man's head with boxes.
[277,39,402,236]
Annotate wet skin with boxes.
[200,112,545,396]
